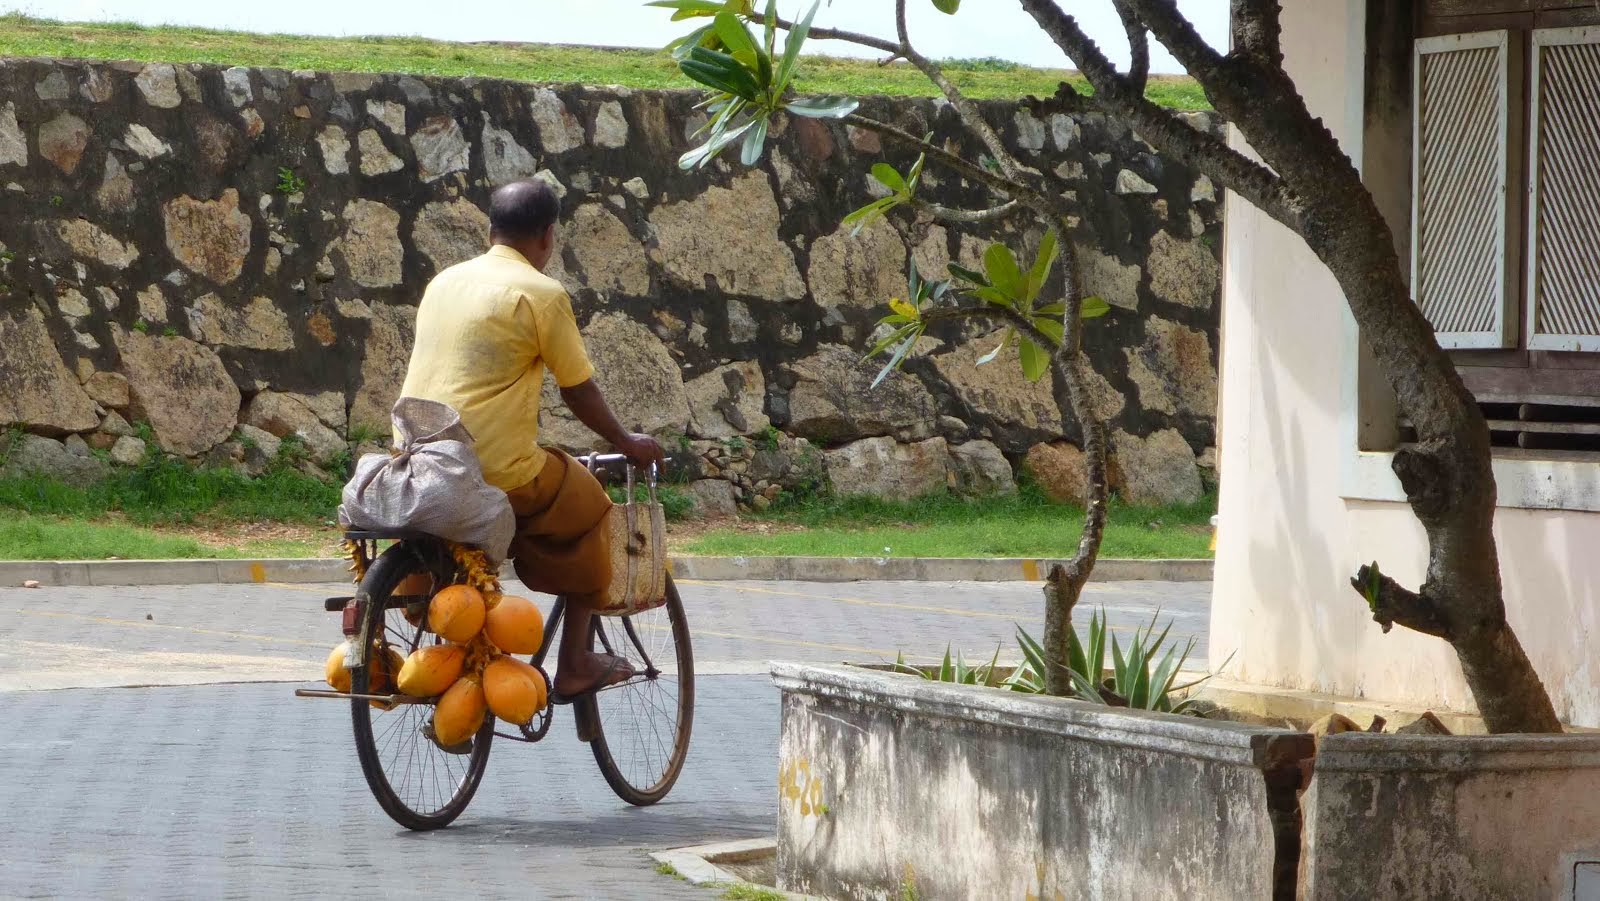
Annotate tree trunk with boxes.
[1041,352,1111,697]
[1014,0,1562,733]
[1305,199,1562,734]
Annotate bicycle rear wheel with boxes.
[350,542,494,831]
[584,574,694,806]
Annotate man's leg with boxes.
[505,450,631,697]
[553,590,633,697]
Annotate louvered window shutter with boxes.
[1412,31,1518,349]
[1526,27,1600,352]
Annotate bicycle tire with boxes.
[350,542,495,831]
[585,573,695,806]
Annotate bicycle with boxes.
[298,453,694,831]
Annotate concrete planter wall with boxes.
[774,664,1600,900]
[1303,733,1600,900]
[771,663,1314,900]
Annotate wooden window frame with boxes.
[1524,25,1600,352]
[1411,30,1521,350]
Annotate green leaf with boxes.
[984,643,1003,688]
[647,0,729,20]
[974,332,1010,366]
[740,114,770,165]
[938,644,954,683]
[775,0,819,95]
[871,327,923,388]
[870,162,909,196]
[1018,336,1050,382]
[843,197,899,237]
[866,322,912,357]
[1014,627,1050,684]
[785,96,860,118]
[684,46,762,99]
[666,23,717,61]
[932,0,960,12]
[1079,295,1112,319]
[973,286,1014,307]
[907,149,927,191]
[678,119,755,169]
[1031,317,1064,347]
[1088,609,1107,681]
[1026,229,1059,301]
[1066,621,1089,686]
[1111,632,1128,690]
[947,263,989,287]
[1068,668,1105,702]
[1149,640,1191,710]
[983,242,1025,299]
[712,12,760,62]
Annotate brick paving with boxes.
[0,577,1210,897]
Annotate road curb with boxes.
[669,556,1212,583]
[0,555,1212,588]
[650,838,823,899]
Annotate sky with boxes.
[0,0,1229,72]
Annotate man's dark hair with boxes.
[488,179,560,242]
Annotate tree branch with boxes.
[772,15,900,55]
[843,114,1071,219]
[1112,0,1227,81]
[912,199,1023,225]
[1015,0,1295,222]
[1111,0,1150,93]
[1350,564,1452,639]
[779,1,1025,184]
[1230,0,1284,65]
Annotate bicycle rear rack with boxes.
[294,689,432,705]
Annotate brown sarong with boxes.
[503,449,614,601]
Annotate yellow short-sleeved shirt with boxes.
[398,245,593,491]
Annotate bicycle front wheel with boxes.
[350,542,494,831]
[585,574,694,806]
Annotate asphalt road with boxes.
[0,578,1210,899]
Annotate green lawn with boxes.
[0,457,339,526]
[0,453,1212,561]
[0,453,340,560]
[0,513,328,560]
[0,14,1210,109]
[680,487,1215,559]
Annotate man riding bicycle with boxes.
[398,179,665,702]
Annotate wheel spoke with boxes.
[351,545,493,829]
[589,580,693,803]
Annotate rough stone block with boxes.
[824,436,950,499]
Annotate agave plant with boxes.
[901,609,1222,715]
[893,644,1005,689]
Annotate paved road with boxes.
[0,578,1209,899]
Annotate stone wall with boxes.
[0,57,1223,506]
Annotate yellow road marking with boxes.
[8,608,328,649]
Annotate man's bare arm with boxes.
[559,379,665,466]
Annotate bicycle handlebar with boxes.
[575,453,672,467]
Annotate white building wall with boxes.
[1211,0,1600,726]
